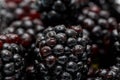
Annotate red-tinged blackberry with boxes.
[35,25,91,80]
[3,18,45,49]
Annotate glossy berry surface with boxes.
[35,25,91,80]
[0,0,120,80]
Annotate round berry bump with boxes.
[73,45,84,55]
[90,5,100,13]
[99,10,110,19]
[40,46,51,57]
[3,62,14,76]
[65,29,77,37]
[66,61,78,72]
[58,55,67,64]
[1,49,13,62]
[45,55,56,68]
[67,37,77,47]
[46,37,57,47]
[76,72,82,80]
[52,0,66,12]
[29,9,40,20]
[83,18,95,30]
[69,54,78,62]
[56,33,67,44]
[39,40,47,48]
[55,25,66,32]
[64,46,71,55]
[71,25,83,33]
[0,35,9,43]
[54,65,62,75]
[25,65,36,80]
[61,72,72,80]
[53,44,64,55]
[21,33,32,47]
[46,31,56,38]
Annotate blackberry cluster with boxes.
[0,0,120,80]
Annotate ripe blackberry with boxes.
[75,2,119,68]
[35,25,91,80]
[0,34,25,80]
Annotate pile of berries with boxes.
[0,0,120,80]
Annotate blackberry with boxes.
[0,0,120,80]
[0,0,43,39]
[75,2,119,68]
[3,18,44,48]
[35,0,90,26]
[35,25,91,80]
[0,34,25,80]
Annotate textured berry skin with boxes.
[0,0,120,80]
[0,34,25,80]
[35,0,90,26]
[35,25,91,80]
